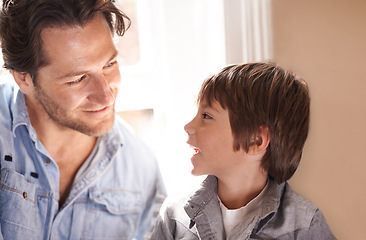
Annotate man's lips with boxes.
[91,106,108,112]
[83,104,113,112]
[82,105,113,117]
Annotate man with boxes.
[0,0,166,239]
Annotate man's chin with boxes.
[72,115,115,137]
[89,120,114,137]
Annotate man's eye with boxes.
[104,60,117,68]
[202,113,212,119]
[68,75,85,85]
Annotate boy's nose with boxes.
[184,121,195,135]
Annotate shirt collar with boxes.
[11,87,36,139]
[184,175,284,224]
[100,120,125,159]
[184,175,218,219]
[248,177,285,233]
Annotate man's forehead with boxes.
[37,14,116,76]
[40,13,111,49]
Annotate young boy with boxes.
[151,62,336,239]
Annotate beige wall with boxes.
[272,0,366,239]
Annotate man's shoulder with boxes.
[113,115,140,141]
[111,115,157,164]
[0,82,17,163]
[0,81,15,107]
[0,82,16,128]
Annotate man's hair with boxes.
[0,0,130,79]
[198,62,310,183]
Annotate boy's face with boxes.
[26,13,121,137]
[184,98,247,177]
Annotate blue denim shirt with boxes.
[0,83,166,240]
[151,175,336,239]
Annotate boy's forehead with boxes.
[197,96,212,107]
[199,93,227,110]
[198,98,222,112]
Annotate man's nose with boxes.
[90,75,115,105]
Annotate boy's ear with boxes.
[248,126,270,155]
[11,71,34,95]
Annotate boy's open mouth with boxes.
[194,148,200,154]
[188,143,200,155]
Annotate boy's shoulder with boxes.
[155,193,199,237]
[257,180,333,239]
[281,182,318,215]
[163,194,191,224]
[157,176,217,235]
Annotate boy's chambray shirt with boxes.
[0,82,166,240]
[151,175,336,240]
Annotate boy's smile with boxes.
[193,147,201,154]
[185,99,247,177]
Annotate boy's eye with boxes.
[202,113,212,119]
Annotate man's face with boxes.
[32,14,121,137]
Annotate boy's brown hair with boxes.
[198,62,310,183]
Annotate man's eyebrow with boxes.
[57,69,87,80]
[56,51,119,80]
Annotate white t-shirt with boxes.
[219,181,269,236]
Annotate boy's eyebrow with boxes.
[200,103,220,113]
[56,51,119,80]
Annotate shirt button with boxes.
[45,158,51,164]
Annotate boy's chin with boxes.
[191,168,205,176]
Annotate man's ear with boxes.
[248,126,270,155]
[11,71,34,95]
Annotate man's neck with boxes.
[25,96,98,207]
[36,124,97,208]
